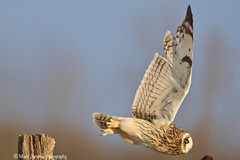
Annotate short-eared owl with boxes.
[93,5,193,155]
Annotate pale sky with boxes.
[0,0,239,155]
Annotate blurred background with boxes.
[0,1,239,159]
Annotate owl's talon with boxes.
[101,128,114,136]
[100,132,108,136]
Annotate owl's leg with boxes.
[101,119,120,136]
[101,128,114,136]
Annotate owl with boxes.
[93,5,193,155]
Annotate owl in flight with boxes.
[93,5,193,155]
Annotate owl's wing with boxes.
[170,5,193,88]
[131,5,193,127]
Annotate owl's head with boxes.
[181,132,193,153]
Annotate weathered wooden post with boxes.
[18,134,55,160]
[201,155,213,160]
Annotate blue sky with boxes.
[0,1,240,156]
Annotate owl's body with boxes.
[93,113,192,155]
[93,5,194,155]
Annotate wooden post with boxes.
[201,155,213,160]
[18,134,55,160]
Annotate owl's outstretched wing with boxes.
[164,5,193,88]
[131,5,193,127]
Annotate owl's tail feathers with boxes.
[93,112,113,129]
[93,113,120,136]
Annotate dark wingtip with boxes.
[184,5,193,28]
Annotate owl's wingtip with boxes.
[184,5,193,28]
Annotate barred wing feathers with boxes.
[132,53,184,126]
[132,5,193,127]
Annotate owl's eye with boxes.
[184,138,189,144]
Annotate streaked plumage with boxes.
[93,5,194,155]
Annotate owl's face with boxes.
[155,124,193,155]
[181,133,193,154]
